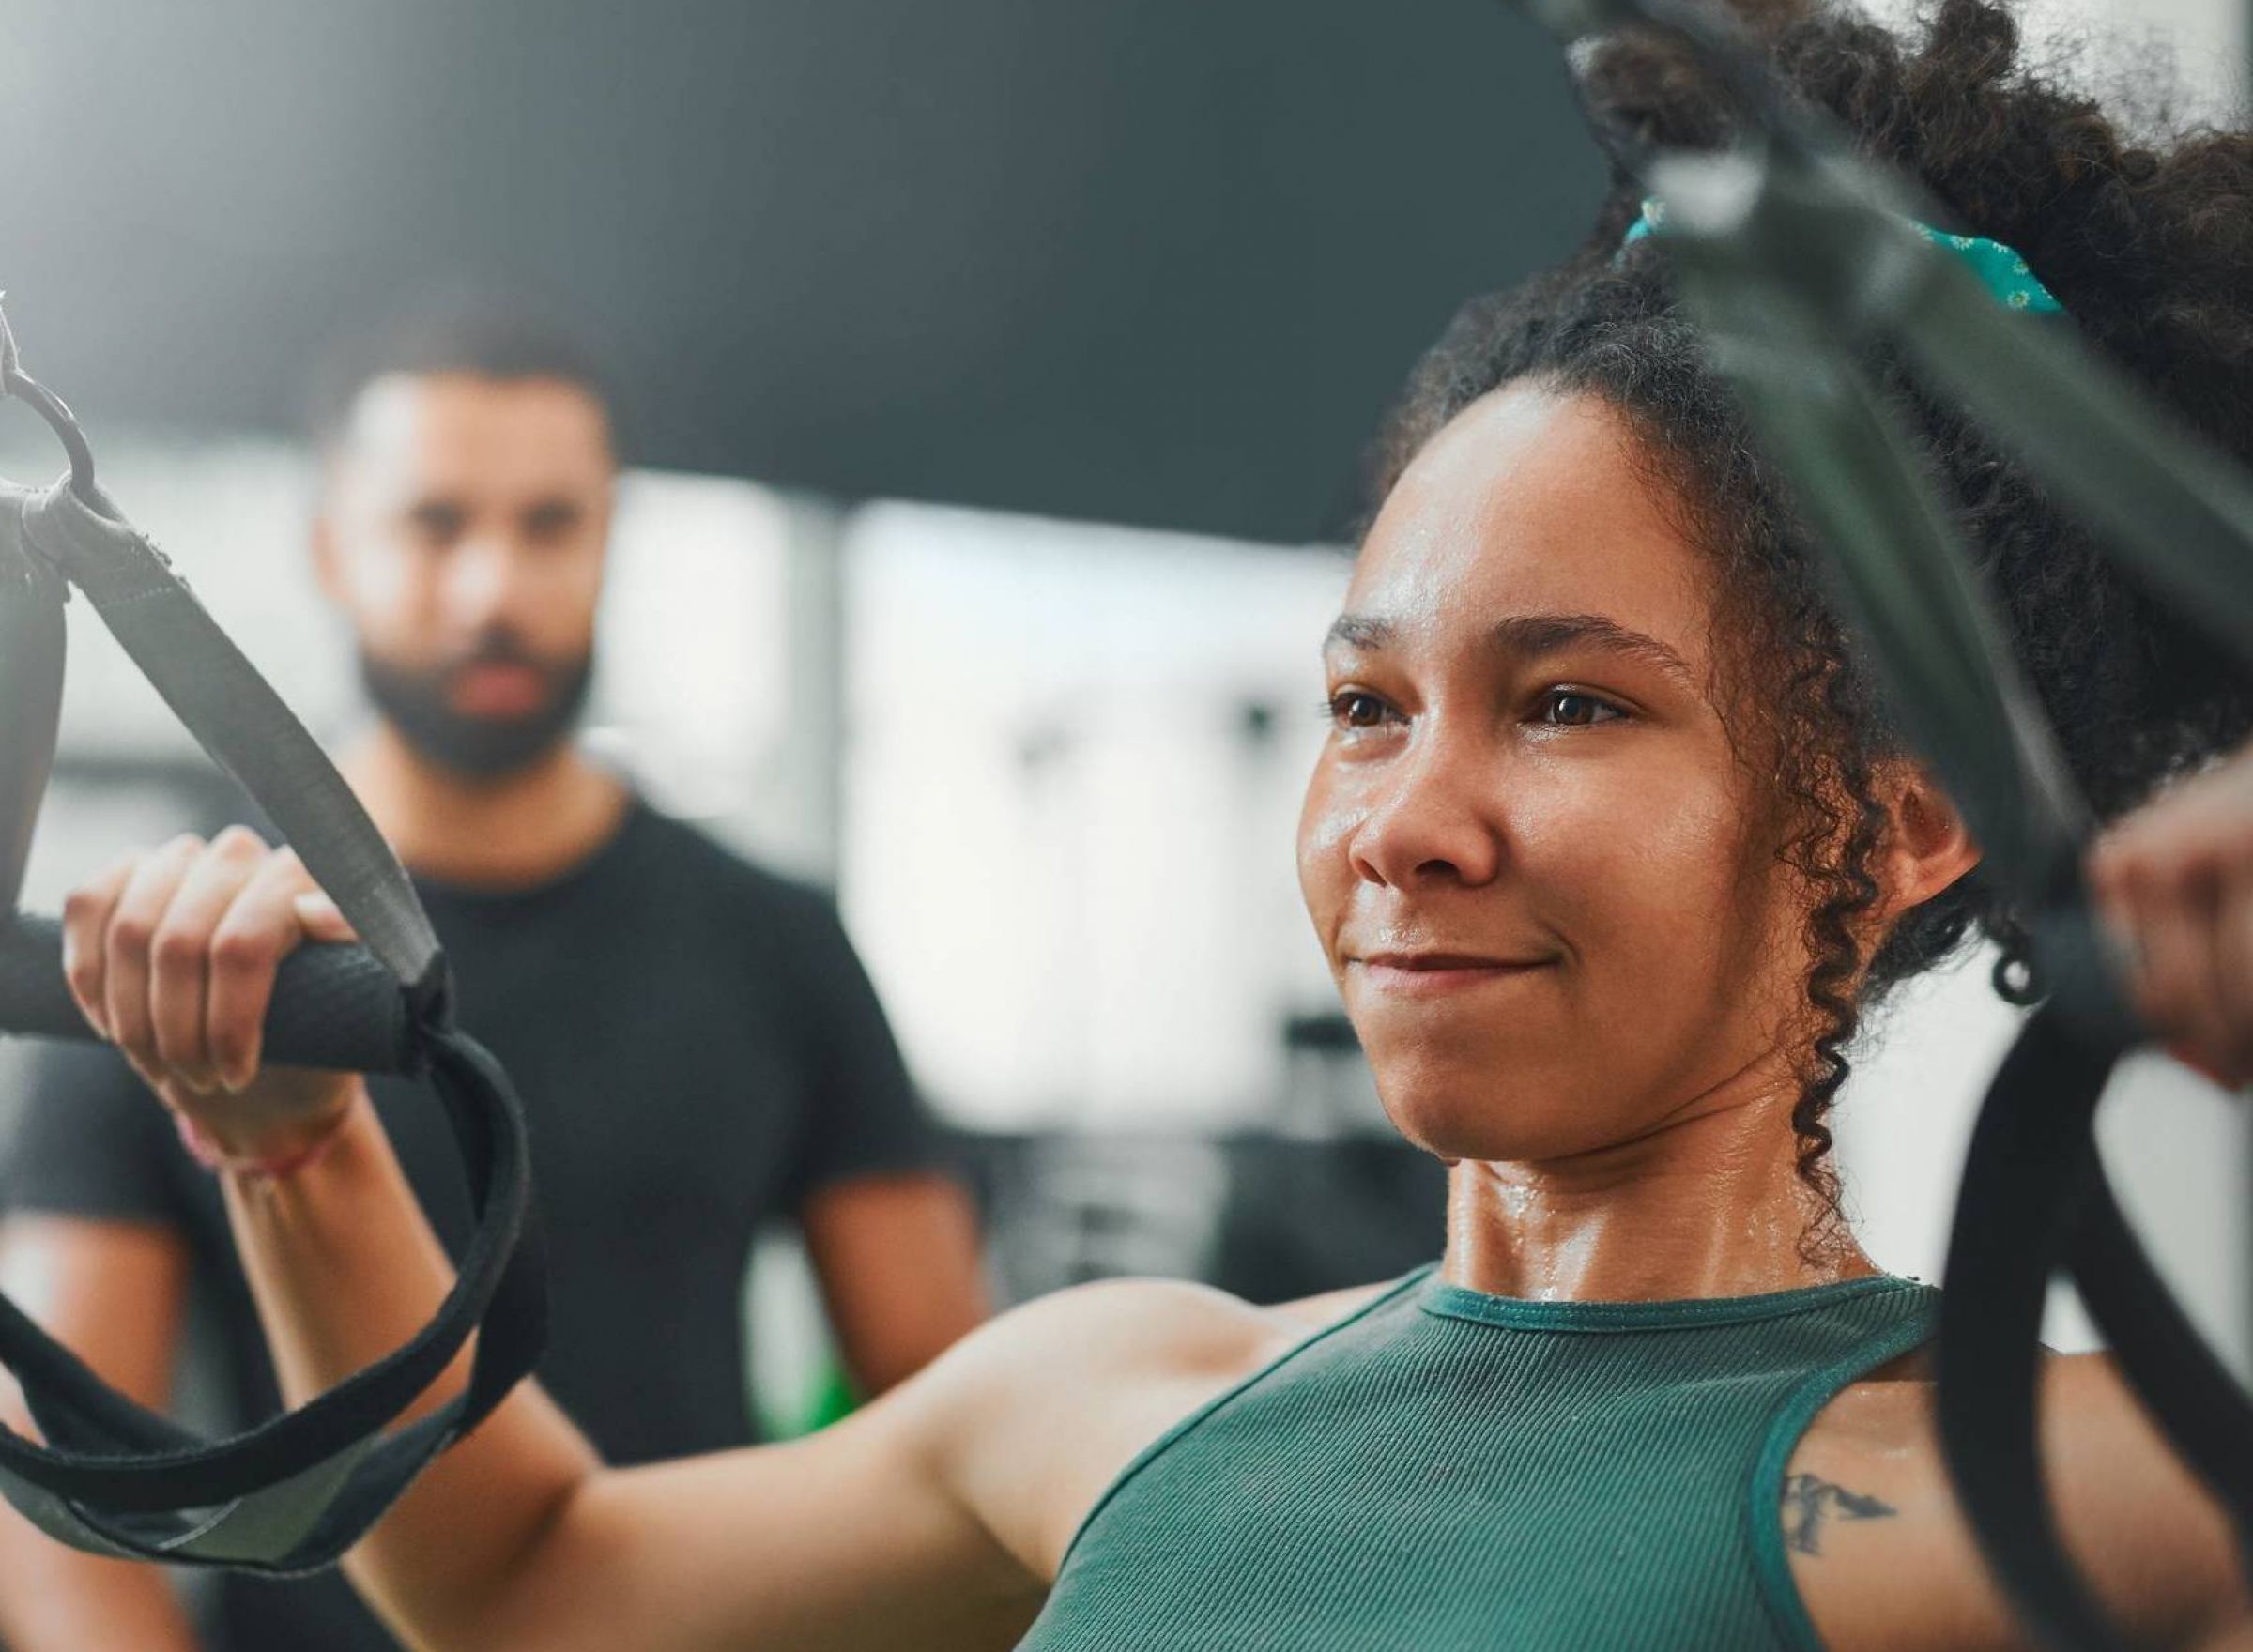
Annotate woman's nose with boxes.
[1345,725,1505,890]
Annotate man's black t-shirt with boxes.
[0,799,942,1651]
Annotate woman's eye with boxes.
[1326,690,1393,730]
[1537,690,1623,727]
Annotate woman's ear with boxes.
[1873,761,1982,921]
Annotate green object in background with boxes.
[797,1359,860,1436]
[747,1227,860,1441]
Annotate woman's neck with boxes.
[1440,1079,1877,1304]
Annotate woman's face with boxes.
[1298,381,1814,1165]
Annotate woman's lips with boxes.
[1351,953,1556,997]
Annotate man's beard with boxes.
[359,635,594,783]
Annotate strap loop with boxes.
[0,457,544,1570]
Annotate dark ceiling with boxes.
[1,1,1603,542]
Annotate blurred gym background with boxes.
[0,0,2245,1435]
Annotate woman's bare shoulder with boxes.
[922,1277,1282,1405]
[927,1272,1397,1410]
[902,1277,1328,1581]
[1267,1279,1400,1332]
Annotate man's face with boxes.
[315,372,616,780]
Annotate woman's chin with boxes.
[1373,1069,1605,1167]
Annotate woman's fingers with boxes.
[146,828,271,1091]
[2143,868,2236,1079]
[59,853,136,1038]
[2207,855,2253,1083]
[100,836,207,1068]
[291,890,358,945]
[59,834,367,1153]
[2088,762,2253,1086]
[2092,856,2206,1065]
[205,846,323,1093]
[80,829,328,1096]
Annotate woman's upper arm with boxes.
[542,1403,1042,1652]
[2043,1353,2249,1648]
[457,1276,1274,1652]
[0,1216,189,1410]
[471,1369,1046,1652]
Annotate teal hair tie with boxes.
[1619,197,2064,315]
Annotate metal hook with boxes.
[0,297,100,504]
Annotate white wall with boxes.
[840,501,1350,1132]
[1865,0,2246,115]
[1836,953,2251,1369]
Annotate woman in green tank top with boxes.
[58,3,2253,1649]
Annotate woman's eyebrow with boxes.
[1323,610,1694,684]
[1490,612,1694,682]
[1324,614,1394,650]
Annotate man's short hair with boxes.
[307,290,624,460]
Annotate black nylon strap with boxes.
[15,479,445,999]
[0,1022,546,1572]
[1662,176,2253,1650]
[0,470,546,1570]
[1937,1007,2128,1652]
[1495,8,2253,1645]
[2070,1175,2253,1550]
[1898,274,2253,659]
[0,914,416,1075]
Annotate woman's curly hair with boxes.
[1371,0,2253,1226]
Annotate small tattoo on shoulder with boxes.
[1781,1473,1897,1557]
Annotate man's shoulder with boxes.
[621,803,837,923]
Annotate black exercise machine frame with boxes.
[1508,4,2253,1648]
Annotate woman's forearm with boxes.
[223,1083,601,1649]
[0,1519,198,1651]
[67,838,1019,1652]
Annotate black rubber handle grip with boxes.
[0,915,416,1075]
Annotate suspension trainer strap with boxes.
[0,472,547,1573]
[1666,161,2253,1652]
[1936,1006,2126,1651]
[1500,5,2253,1644]
[16,480,443,995]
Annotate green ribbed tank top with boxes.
[1019,1264,1938,1652]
